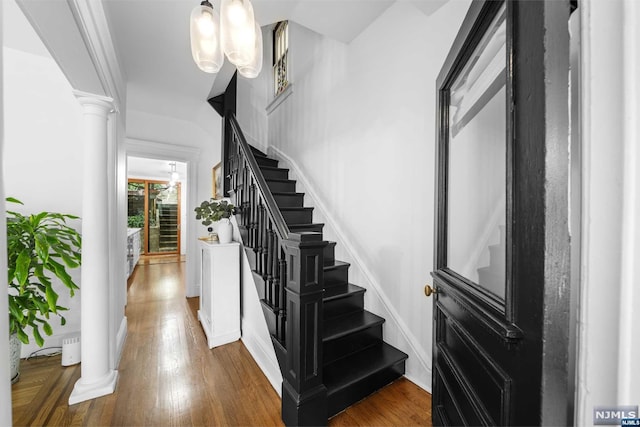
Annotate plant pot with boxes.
[9,333,21,384]
[217,218,233,244]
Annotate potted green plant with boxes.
[6,197,82,383]
[194,199,236,243]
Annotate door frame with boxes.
[432,0,574,424]
[126,138,201,297]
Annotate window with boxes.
[273,21,289,96]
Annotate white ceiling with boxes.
[5,0,449,129]
[101,0,448,120]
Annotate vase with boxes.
[9,332,21,384]
[217,218,233,244]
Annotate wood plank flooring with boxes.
[12,258,432,426]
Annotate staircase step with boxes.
[260,166,289,180]
[323,283,365,320]
[281,207,314,225]
[255,156,279,168]
[271,335,286,375]
[288,223,325,233]
[324,310,383,342]
[260,299,279,337]
[324,261,350,286]
[323,311,383,364]
[251,270,265,299]
[324,321,382,365]
[266,179,296,193]
[323,241,336,266]
[273,192,305,208]
[250,145,268,157]
[324,342,408,417]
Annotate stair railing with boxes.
[226,114,329,426]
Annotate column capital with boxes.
[73,90,116,114]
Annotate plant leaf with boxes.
[15,250,31,287]
[32,326,44,347]
[45,284,59,313]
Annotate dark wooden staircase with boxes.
[239,143,408,421]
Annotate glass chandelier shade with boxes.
[238,20,263,79]
[220,0,256,67]
[190,1,223,74]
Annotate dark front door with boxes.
[429,0,573,425]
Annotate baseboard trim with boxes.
[186,282,200,298]
[269,146,433,392]
[115,316,127,368]
[241,328,282,396]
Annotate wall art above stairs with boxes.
[224,114,407,425]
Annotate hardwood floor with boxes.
[12,258,432,426]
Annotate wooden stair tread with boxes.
[265,178,295,183]
[288,223,324,231]
[259,165,289,172]
[324,342,408,394]
[249,145,268,157]
[323,283,365,302]
[324,260,350,271]
[280,207,313,211]
[272,191,304,196]
[323,310,384,342]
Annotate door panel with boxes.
[431,0,573,425]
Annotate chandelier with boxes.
[190,0,263,78]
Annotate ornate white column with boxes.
[69,91,118,405]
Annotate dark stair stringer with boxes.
[237,146,408,420]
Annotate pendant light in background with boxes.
[169,162,179,187]
[190,0,223,73]
[237,20,263,78]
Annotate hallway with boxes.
[12,259,431,426]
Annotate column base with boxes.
[68,369,118,405]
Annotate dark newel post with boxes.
[281,232,328,426]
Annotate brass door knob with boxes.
[424,284,437,297]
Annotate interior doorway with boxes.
[127,157,188,257]
[128,179,181,254]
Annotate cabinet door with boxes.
[201,249,213,326]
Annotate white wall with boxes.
[3,46,84,357]
[126,104,221,296]
[238,0,471,391]
[0,1,12,423]
[576,0,640,423]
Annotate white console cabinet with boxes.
[127,228,142,278]
[198,240,241,348]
